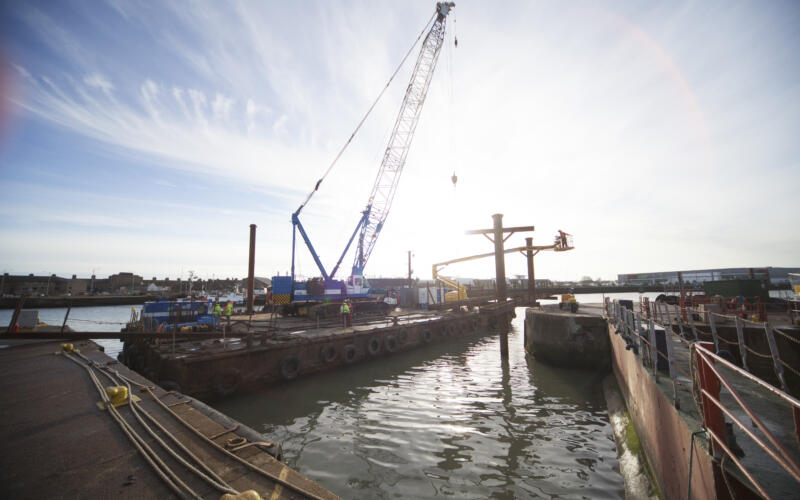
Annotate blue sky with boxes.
[0,0,798,282]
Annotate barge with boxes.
[120,302,517,400]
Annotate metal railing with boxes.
[694,342,800,499]
[605,298,800,498]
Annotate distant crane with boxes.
[272,2,456,310]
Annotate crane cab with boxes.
[346,275,369,296]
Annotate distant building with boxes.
[108,272,144,294]
[238,276,272,292]
[617,267,800,286]
[0,273,67,296]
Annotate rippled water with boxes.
[215,307,625,499]
[0,305,131,357]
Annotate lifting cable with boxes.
[295,10,437,215]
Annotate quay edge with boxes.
[523,306,611,370]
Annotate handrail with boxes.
[694,342,800,499]
[606,297,800,497]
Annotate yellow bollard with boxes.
[106,386,128,406]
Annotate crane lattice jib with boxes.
[352,3,453,276]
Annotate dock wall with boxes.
[523,308,610,370]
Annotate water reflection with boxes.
[214,308,624,499]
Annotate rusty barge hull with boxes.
[121,304,516,400]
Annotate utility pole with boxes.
[247,224,256,315]
[407,250,414,306]
[407,251,413,289]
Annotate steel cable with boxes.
[296,10,437,214]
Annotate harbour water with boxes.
[214,306,628,499]
[2,290,778,498]
[0,304,134,357]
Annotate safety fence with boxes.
[605,298,800,499]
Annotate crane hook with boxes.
[451,172,458,187]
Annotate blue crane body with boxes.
[271,2,455,311]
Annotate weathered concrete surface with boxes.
[524,307,610,370]
[0,339,339,499]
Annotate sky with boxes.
[0,0,798,283]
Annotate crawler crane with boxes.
[272,2,456,315]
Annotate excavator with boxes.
[272,3,456,316]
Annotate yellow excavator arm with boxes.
[432,264,468,302]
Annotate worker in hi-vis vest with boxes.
[212,301,222,329]
[340,301,351,328]
[223,302,233,330]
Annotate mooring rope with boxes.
[107,369,329,500]
[60,352,197,499]
[77,352,237,495]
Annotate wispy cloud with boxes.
[1,1,798,280]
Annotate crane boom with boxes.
[352,2,455,276]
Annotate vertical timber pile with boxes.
[492,214,509,359]
[247,224,256,315]
[466,215,535,360]
[526,236,536,306]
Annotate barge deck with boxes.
[0,338,339,499]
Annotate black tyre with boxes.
[384,335,398,353]
[320,344,337,363]
[367,337,381,356]
[280,355,301,380]
[213,369,241,397]
[344,344,357,363]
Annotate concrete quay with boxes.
[523,304,610,370]
[0,338,339,499]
